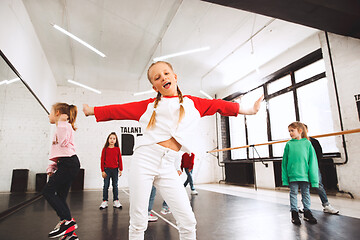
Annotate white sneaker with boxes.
[191,190,198,195]
[113,200,122,209]
[148,213,158,222]
[323,204,339,214]
[99,201,108,209]
[160,207,171,215]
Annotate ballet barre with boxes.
[207,128,360,153]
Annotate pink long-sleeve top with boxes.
[49,121,76,161]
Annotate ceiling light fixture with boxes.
[133,89,156,96]
[68,79,101,94]
[153,46,210,62]
[52,24,106,58]
[0,78,20,85]
[200,90,213,99]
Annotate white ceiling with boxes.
[22,0,319,98]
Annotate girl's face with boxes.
[148,62,178,97]
[48,108,58,124]
[108,135,117,146]
[288,127,302,140]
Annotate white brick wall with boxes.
[320,33,360,198]
[0,81,50,192]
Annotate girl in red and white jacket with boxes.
[99,132,123,210]
[44,103,80,240]
[83,61,263,240]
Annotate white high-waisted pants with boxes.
[128,144,197,240]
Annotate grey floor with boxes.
[0,189,359,239]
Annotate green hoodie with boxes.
[282,138,319,187]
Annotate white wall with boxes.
[319,33,360,198]
[0,82,50,192]
[0,0,57,111]
[56,86,220,190]
[0,0,56,192]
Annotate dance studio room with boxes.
[1,0,360,239]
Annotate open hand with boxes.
[253,94,264,113]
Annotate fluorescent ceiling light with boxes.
[68,79,101,94]
[133,89,155,96]
[200,90,213,99]
[153,46,210,61]
[52,24,106,57]
[0,78,20,85]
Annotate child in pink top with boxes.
[43,103,80,240]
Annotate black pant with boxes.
[43,155,80,221]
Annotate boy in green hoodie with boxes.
[282,121,319,225]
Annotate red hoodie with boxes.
[100,147,123,172]
[181,153,195,171]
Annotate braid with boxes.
[146,92,162,129]
[177,86,185,123]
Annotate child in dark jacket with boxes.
[304,124,339,214]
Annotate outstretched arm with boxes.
[239,95,264,115]
[83,104,95,116]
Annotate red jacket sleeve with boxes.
[186,95,239,117]
[100,148,106,172]
[94,98,155,122]
[117,147,123,171]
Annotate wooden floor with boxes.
[0,185,359,239]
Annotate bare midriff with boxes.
[157,137,181,152]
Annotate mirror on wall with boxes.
[0,50,50,213]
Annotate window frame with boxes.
[222,48,341,163]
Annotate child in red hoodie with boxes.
[182,152,198,195]
[99,132,123,209]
